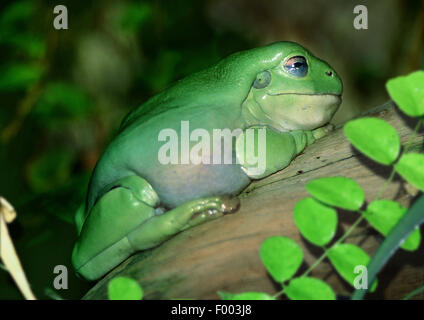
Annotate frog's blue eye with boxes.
[284,56,308,78]
[253,71,271,89]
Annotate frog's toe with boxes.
[190,195,239,215]
[219,195,240,214]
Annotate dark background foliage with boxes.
[0,0,422,299]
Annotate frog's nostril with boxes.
[325,70,333,77]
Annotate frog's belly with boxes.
[145,163,250,208]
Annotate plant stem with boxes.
[273,215,366,299]
[374,169,396,200]
[272,284,285,299]
[403,119,422,153]
[303,215,365,277]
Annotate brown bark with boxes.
[84,101,424,300]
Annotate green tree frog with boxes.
[72,41,343,280]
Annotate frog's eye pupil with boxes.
[284,56,308,78]
[253,70,271,89]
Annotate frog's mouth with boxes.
[269,92,342,98]
[261,92,342,131]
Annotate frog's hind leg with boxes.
[72,175,239,281]
[72,175,160,280]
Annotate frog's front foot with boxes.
[312,123,334,140]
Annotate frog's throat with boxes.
[241,91,341,132]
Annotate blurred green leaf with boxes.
[0,1,34,29]
[26,148,75,193]
[1,33,45,59]
[0,63,43,91]
[218,290,274,300]
[34,82,92,124]
[293,197,337,246]
[120,2,151,32]
[285,277,336,300]
[108,277,143,300]
[363,200,420,251]
[344,118,400,165]
[306,177,364,211]
[386,71,424,117]
[328,243,377,291]
[259,236,303,283]
[394,153,424,192]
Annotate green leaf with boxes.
[108,277,143,300]
[364,200,421,251]
[386,71,424,117]
[327,243,377,292]
[0,33,45,59]
[394,153,424,192]
[0,1,34,28]
[119,2,151,31]
[35,83,91,123]
[285,277,336,300]
[26,148,75,193]
[344,118,400,165]
[306,176,364,211]
[293,198,337,246]
[259,236,303,283]
[218,291,274,300]
[217,291,236,300]
[0,64,43,91]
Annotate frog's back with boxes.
[86,101,249,214]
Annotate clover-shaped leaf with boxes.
[344,118,400,165]
[327,243,377,292]
[285,277,336,300]
[364,200,421,251]
[293,198,337,246]
[394,153,424,192]
[260,236,303,283]
[306,177,364,211]
[386,71,424,117]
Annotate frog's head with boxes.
[243,42,342,131]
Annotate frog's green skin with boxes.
[72,41,343,280]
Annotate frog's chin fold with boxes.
[260,93,342,132]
